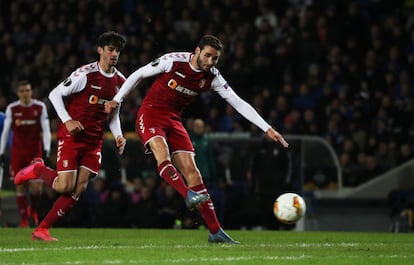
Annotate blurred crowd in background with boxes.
[1,0,414,228]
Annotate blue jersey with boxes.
[0,111,12,148]
[0,112,5,138]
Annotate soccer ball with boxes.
[273,192,306,224]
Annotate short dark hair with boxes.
[198,35,223,51]
[98,31,127,51]
[16,80,31,87]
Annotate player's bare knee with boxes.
[188,167,202,179]
[53,181,74,193]
[186,168,203,185]
[29,182,43,193]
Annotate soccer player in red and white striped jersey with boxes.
[105,35,289,244]
[0,81,51,227]
[14,31,127,241]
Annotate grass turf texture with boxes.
[0,190,15,198]
[0,229,413,265]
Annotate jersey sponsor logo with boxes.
[15,119,37,126]
[63,78,72,86]
[167,79,198,96]
[91,85,101,90]
[89,95,108,105]
[174,71,186,78]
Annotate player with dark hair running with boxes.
[105,35,289,244]
[15,31,128,241]
[0,81,51,227]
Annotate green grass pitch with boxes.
[0,228,413,265]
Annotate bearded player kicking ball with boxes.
[104,35,289,244]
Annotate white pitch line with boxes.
[0,255,308,265]
[0,242,410,253]
[1,243,414,265]
[0,244,208,253]
[1,254,414,265]
[167,254,308,263]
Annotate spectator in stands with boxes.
[397,143,414,165]
[374,140,396,172]
[157,184,187,229]
[95,181,129,228]
[125,184,159,228]
[363,154,383,181]
[249,137,291,229]
[83,176,107,225]
[189,119,225,223]
[340,152,364,187]
[128,176,144,204]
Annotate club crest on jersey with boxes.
[151,58,160,67]
[199,79,206,88]
[63,78,72,86]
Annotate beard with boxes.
[196,56,213,72]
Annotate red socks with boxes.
[17,192,41,226]
[38,194,77,229]
[34,164,58,188]
[192,183,220,234]
[157,161,221,233]
[29,191,41,212]
[16,194,28,225]
[158,160,189,198]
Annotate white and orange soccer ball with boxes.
[273,192,306,224]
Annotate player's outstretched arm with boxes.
[215,85,289,148]
[266,127,289,148]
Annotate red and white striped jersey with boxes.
[1,99,49,156]
[142,52,223,114]
[50,62,125,144]
[114,52,272,132]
